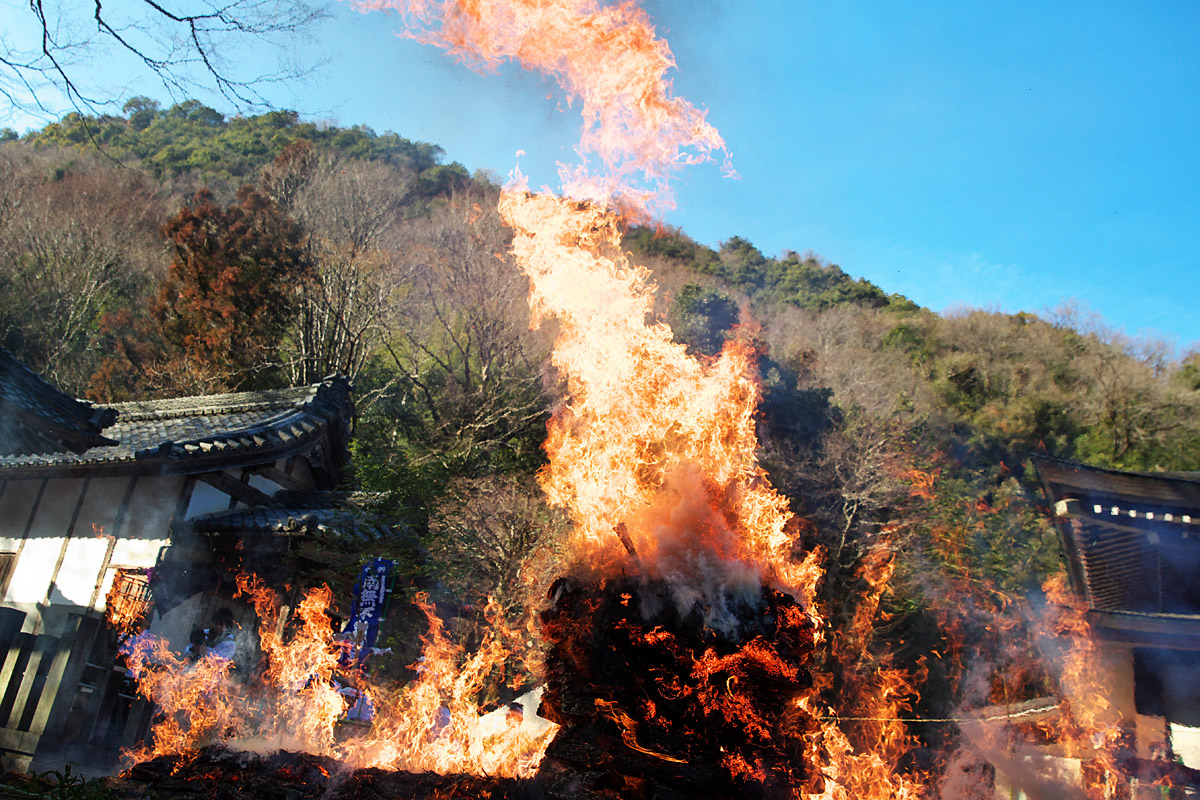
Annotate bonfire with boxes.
[107,3,1179,800]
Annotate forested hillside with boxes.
[3,100,1198,714]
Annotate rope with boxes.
[822,704,1059,725]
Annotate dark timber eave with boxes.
[1035,457,1200,636]
[0,378,353,481]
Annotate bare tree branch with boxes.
[2,0,326,123]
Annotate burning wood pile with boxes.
[536,575,822,799]
[117,573,822,800]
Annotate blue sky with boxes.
[9,1,1199,349]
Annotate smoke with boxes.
[935,746,996,800]
[629,462,762,636]
[956,729,1089,800]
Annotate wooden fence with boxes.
[0,607,149,772]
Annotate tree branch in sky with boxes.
[1,0,326,122]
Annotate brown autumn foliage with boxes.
[91,185,314,399]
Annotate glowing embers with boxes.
[536,575,823,799]
[122,745,529,799]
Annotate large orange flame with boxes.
[122,632,242,763]
[348,0,926,794]
[351,0,729,217]
[499,188,820,609]
[339,593,555,776]
[127,0,1092,794]
[356,1,934,795]
[124,579,553,778]
[1039,575,1126,798]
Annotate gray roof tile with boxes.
[0,376,353,476]
[187,497,401,548]
[0,347,117,456]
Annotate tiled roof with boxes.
[0,377,352,476]
[187,494,399,547]
[0,347,117,456]
[1038,458,1200,621]
[1037,457,1200,507]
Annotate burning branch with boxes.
[612,522,642,572]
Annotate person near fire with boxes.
[333,621,390,724]
[183,608,238,667]
[207,608,238,663]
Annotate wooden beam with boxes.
[0,726,40,762]
[120,697,152,752]
[253,466,307,493]
[198,471,273,508]
[0,609,27,720]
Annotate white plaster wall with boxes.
[5,538,62,606]
[247,473,283,497]
[122,475,185,539]
[0,475,180,633]
[1171,723,1200,770]
[52,537,110,607]
[4,479,86,632]
[73,477,132,540]
[109,538,168,568]
[96,566,118,614]
[27,479,85,540]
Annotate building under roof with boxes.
[1038,458,1200,646]
[994,458,1200,797]
[0,347,397,771]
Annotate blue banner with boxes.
[341,557,393,664]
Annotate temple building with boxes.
[0,348,385,770]
[1040,459,1200,760]
[980,459,1200,799]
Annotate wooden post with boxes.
[5,632,56,731]
[35,614,101,745]
[0,609,32,771]
[86,633,127,746]
[0,609,26,705]
[120,696,152,753]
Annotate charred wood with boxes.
[535,575,823,799]
[118,746,534,799]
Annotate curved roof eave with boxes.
[0,377,353,480]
